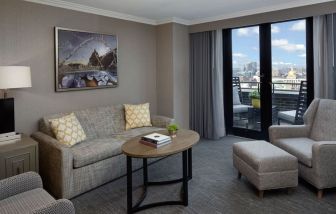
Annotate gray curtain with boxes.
[190,30,225,139]
[313,14,336,99]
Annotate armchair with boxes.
[269,98,336,198]
[0,172,75,214]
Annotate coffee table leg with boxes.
[188,148,192,180]
[143,158,148,186]
[127,156,132,214]
[182,150,188,206]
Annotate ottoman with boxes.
[233,140,298,198]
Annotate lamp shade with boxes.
[0,66,32,89]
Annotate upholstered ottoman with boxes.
[233,140,298,198]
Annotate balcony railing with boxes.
[238,81,303,111]
[240,81,301,94]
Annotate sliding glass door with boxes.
[224,18,313,140]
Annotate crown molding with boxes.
[156,17,191,26]
[24,0,157,25]
[24,0,333,26]
[189,0,334,25]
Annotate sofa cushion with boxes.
[0,188,55,214]
[233,140,297,173]
[71,127,164,168]
[71,138,124,168]
[310,99,336,141]
[275,137,315,167]
[40,105,125,139]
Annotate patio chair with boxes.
[278,81,307,125]
[232,77,250,123]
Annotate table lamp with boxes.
[0,66,32,137]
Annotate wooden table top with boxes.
[121,129,200,158]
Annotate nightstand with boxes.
[0,135,39,179]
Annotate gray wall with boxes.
[172,23,189,129]
[0,0,157,134]
[156,23,189,128]
[190,1,336,33]
[156,24,174,118]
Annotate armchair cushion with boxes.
[275,137,315,167]
[0,188,54,214]
[0,171,42,200]
[33,199,75,214]
[233,104,249,114]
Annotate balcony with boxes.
[233,81,305,130]
[240,81,301,111]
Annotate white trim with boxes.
[24,0,157,25]
[156,17,191,26]
[189,0,334,25]
[24,0,334,26]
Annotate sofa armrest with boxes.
[151,115,174,128]
[31,132,74,199]
[0,171,42,200]
[33,199,75,214]
[312,141,336,188]
[269,125,310,144]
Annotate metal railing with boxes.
[240,81,301,93]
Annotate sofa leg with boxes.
[258,190,264,199]
[238,172,242,179]
[317,189,323,199]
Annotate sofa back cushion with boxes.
[39,105,125,139]
[310,99,336,141]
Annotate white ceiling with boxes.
[26,0,333,25]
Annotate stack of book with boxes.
[139,133,171,148]
[0,132,21,145]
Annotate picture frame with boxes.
[55,27,118,92]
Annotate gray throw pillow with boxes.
[233,86,241,105]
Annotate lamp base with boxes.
[0,98,15,135]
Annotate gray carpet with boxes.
[71,136,336,214]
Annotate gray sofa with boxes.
[32,105,173,199]
[0,172,75,214]
[269,98,336,198]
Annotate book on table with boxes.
[140,133,172,148]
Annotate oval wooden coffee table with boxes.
[122,129,200,214]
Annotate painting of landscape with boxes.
[55,27,118,91]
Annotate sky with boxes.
[232,19,307,69]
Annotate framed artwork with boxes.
[55,27,118,92]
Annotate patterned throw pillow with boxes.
[124,103,152,130]
[49,113,87,147]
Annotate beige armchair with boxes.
[269,98,336,198]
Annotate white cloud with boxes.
[272,39,305,52]
[271,26,280,33]
[233,53,247,58]
[252,27,259,34]
[237,28,249,36]
[272,61,293,65]
[237,27,259,36]
[298,53,306,58]
[290,20,306,31]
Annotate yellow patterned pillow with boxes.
[124,103,152,130]
[49,113,87,147]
